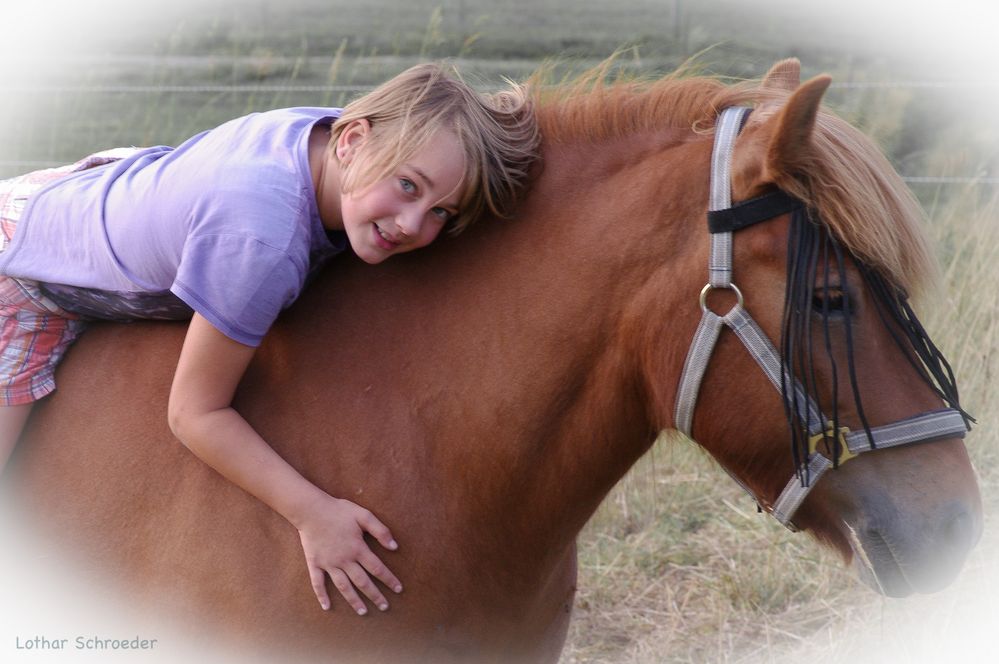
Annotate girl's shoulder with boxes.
[170,108,339,190]
[209,107,342,146]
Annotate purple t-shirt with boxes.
[0,107,346,346]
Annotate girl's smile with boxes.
[373,223,401,250]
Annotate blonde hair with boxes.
[331,63,540,233]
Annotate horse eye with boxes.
[812,287,846,314]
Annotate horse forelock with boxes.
[720,87,937,298]
[534,67,937,298]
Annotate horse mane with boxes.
[532,64,937,298]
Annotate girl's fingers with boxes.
[359,549,403,594]
[328,568,368,616]
[344,562,390,611]
[308,563,331,611]
[357,510,399,552]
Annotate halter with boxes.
[674,106,970,531]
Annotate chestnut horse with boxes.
[2,59,982,662]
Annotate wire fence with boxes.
[5,80,997,94]
[2,78,995,184]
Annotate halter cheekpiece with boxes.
[674,106,970,531]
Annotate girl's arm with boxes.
[167,313,402,614]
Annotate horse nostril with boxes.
[942,506,980,552]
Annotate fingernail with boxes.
[378,603,389,611]
[320,600,329,611]
[388,540,399,550]
[394,584,403,593]
[357,607,367,616]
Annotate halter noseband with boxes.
[674,106,969,531]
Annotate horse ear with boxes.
[766,74,832,176]
[762,58,801,90]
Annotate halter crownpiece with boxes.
[674,106,970,530]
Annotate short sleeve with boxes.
[170,233,305,346]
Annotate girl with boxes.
[0,63,540,615]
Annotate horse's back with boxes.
[7,323,322,647]
[5,307,574,662]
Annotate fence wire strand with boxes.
[1,78,994,184]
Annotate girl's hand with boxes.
[297,496,403,615]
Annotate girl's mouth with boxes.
[374,224,399,250]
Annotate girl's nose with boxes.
[395,208,423,238]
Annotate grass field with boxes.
[1,1,997,662]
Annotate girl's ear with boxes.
[336,119,371,164]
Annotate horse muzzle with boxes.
[839,459,983,597]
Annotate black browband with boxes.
[707,190,803,234]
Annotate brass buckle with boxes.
[808,423,855,465]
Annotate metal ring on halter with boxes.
[699,283,744,314]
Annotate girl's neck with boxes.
[308,123,344,231]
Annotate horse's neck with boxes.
[429,133,712,556]
[277,129,711,577]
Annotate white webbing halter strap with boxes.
[707,106,746,288]
[769,408,969,525]
[674,106,970,530]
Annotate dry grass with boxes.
[561,189,999,663]
[561,439,864,663]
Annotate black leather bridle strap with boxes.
[707,190,802,233]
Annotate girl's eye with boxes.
[431,207,452,222]
[399,178,416,194]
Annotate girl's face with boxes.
[334,125,465,265]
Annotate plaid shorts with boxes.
[0,149,138,405]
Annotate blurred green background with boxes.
[1,0,996,206]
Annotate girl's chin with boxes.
[344,227,389,265]
[358,253,388,265]
[353,244,388,265]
